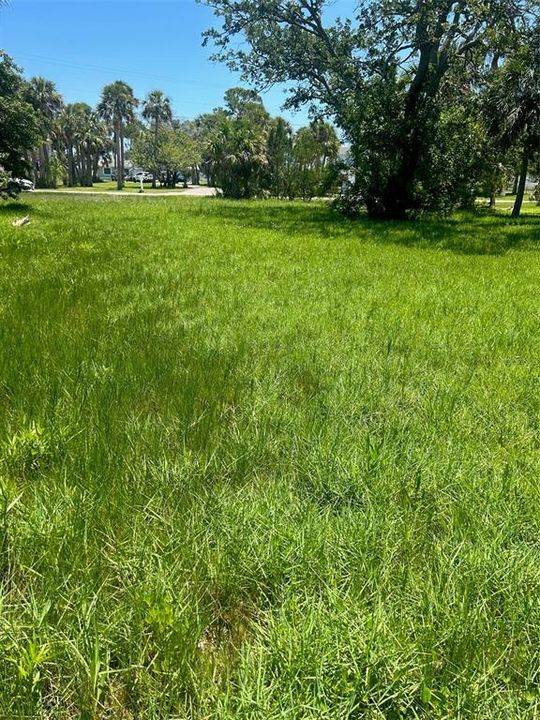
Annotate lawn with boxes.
[1,195,540,719]
[44,181,190,193]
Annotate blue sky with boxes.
[0,0,321,128]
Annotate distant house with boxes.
[96,163,144,182]
[96,165,114,182]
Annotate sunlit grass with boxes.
[40,180,192,193]
[1,195,540,718]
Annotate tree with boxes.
[266,117,293,198]
[0,51,38,180]
[56,103,110,187]
[223,87,265,118]
[58,104,81,187]
[24,77,64,188]
[161,128,201,187]
[286,121,340,200]
[132,126,201,187]
[142,90,172,187]
[485,31,540,217]
[205,113,268,198]
[173,119,204,184]
[203,0,533,218]
[198,88,271,198]
[98,81,138,190]
[196,108,230,186]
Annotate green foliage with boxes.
[1,195,540,716]
[203,0,534,218]
[289,121,340,200]
[0,51,39,178]
[0,167,21,200]
[200,88,270,198]
[266,117,293,198]
[57,102,110,187]
[97,81,138,131]
[4,421,52,476]
[142,89,172,131]
[132,126,201,187]
[24,77,64,188]
[98,81,138,190]
[484,29,540,217]
[200,90,340,199]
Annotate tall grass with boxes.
[1,195,540,718]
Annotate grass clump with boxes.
[1,195,540,718]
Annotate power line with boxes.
[15,51,228,88]
[14,51,311,128]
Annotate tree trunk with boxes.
[79,146,86,186]
[67,145,76,187]
[113,132,118,176]
[86,150,93,186]
[512,145,529,219]
[489,194,496,208]
[152,119,158,189]
[35,145,47,188]
[43,143,54,188]
[117,124,124,191]
[512,174,519,195]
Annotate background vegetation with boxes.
[2,0,540,214]
[0,50,342,200]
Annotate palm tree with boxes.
[98,81,138,190]
[209,115,268,198]
[57,104,111,186]
[83,113,111,185]
[267,117,293,198]
[25,77,63,187]
[58,105,77,186]
[142,90,172,187]
[486,37,540,218]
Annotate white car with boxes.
[13,177,34,191]
[133,172,153,183]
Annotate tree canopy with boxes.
[98,81,138,189]
[203,0,536,217]
[0,51,38,179]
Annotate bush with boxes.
[0,167,21,200]
[331,184,364,217]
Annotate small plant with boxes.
[9,639,50,695]
[3,421,52,475]
[0,474,21,581]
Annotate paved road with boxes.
[34,186,219,198]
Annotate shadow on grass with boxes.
[0,200,35,218]
[208,201,540,256]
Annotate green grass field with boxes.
[1,195,540,718]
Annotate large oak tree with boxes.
[202,0,534,218]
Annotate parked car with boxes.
[133,171,154,183]
[13,177,34,191]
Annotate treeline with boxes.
[203,0,540,219]
[0,51,342,199]
[196,88,341,199]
